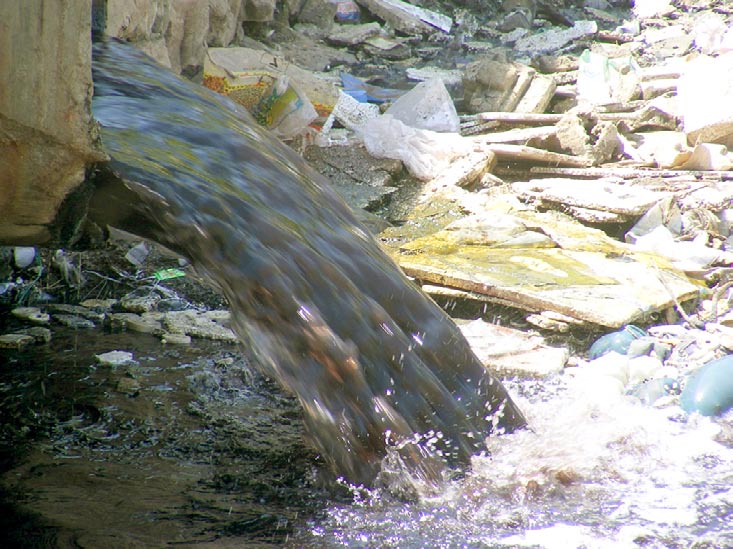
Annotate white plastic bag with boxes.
[360,114,471,180]
[386,78,460,133]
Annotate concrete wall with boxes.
[0,0,104,246]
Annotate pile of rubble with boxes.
[5,0,733,417]
[217,0,733,416]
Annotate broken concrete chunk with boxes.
[382,207,699,328]
[514,72,556,114]
[514,20,598,55]
[326,22,381,46]
[512,178,672,219]
[353,0,435,35]
[678,143,733,171]
[623,131,690,168]
[458,318,568,378]
[678,53,733,146]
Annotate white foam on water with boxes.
[296,374,733,548]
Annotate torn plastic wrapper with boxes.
[340,72,405,104]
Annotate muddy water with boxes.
[88,38,524,487]
[0,322,329,547]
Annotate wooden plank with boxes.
[486,144,592,167]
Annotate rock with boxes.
[126,315,163,335]
[116,376,142,394]
[163,310,237,341]
[20,327,52,344]
[242,0,276,22]
[79,298,119,312]
[514,20,598,55]
[13,247,36,268]
[106,312,145,332]
[628,377,680,406]
[11,307,50,325]
[54,315,95,329]
[354,0,436,35]
[326,22,381,46]
[96,350,136,367]
[103,0,267,74]
[48,304,105,323]
[298,0,337,26]
[120,292,160,313]
[589,326,647,360]
[458,318,568,377]
[161,333,192,345]
[680,355,733,416]
[0,333,36,349]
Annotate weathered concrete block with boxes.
[0,0,104,246]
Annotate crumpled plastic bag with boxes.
[359,114,472,180]
[385,78,460,133]
[576,49,641,106]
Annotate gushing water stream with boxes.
[88,38,524,487]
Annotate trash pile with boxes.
[206,0,733,418]
[4,0,733,418]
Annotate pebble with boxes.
[96,350,136,367]
[11,306,50,324]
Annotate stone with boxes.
[163,310,237,341]
[0,333,36,349]
[298,0,337,26]
[79,298,119,312]
[116,377,142,394]
[11,307,50,324]
[354,0,435,35]
[96,350,136,367]
[21,327,52,344]
[458,318,568,378]
[106,312,145,331]
[161,332,192,345]
[54,315,95,329]
[48,304,105,323]
[126,315,163,334]
[120,293,160,313]
[13,247,36,268]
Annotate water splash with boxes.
[291,375,733,547]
